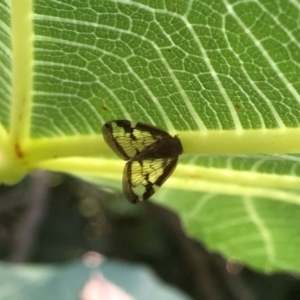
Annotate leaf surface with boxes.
[1,0,300,273]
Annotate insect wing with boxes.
[123,157,178,203]
[102,120,171,160]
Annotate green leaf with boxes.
[1,0,300,274]
[0,260,191,300]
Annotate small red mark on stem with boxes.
[15,143,24,158]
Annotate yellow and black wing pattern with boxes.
[102,120,183,203]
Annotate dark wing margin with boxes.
[123,157,178,204]
[102,120,172,160]
[102,120,131,160]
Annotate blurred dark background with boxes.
[1,172,300,300]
